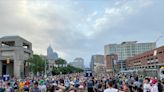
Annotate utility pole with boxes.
[44,59,47,78]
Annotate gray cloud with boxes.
[0,0,164,67]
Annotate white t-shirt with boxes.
[151,84,158,92]
[39,85,47,92]
[143,83,151,92]
[104,88,118,92]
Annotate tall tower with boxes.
[47,45,58,60]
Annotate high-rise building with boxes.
[104,41,156,60]
[104,41,156,70]
[90,55,104,72]
[47,45,58,72]
[70,58,84,69]
[47,45,58,60]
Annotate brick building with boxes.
[104,41,156,71]
[105,54,118,72]
[126,46,164,70]
[90,55,104,72]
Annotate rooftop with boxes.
[105,41,156,46]
[0,35,31,44]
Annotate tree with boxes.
[52,64,84,75]
[55,58,67,67]
[27,54,45,75]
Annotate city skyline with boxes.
[0,0,164,67]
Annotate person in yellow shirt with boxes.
[19,80,25,92]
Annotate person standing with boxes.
[19,80,25,92]
[5,82,14,92]
[30,81,41,92]
[104,81,118,92]
[14,80,19,92]
[39,82,47,92]
[151,79,158,92]
[123,81,130,92]
[24,79,30,92]
[157,80,163,92]
[87,78,94,92]
[143,78,151,92]
[0,81,5,92]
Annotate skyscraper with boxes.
[104,41,156,60]
[47,45,58,72]
[47,45,58,60]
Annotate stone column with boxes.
[14,48,24,78]
[14,58,21,78]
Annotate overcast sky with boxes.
[0,0,164,67]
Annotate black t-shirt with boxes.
[157,83,163,92]
[14,82,18,89]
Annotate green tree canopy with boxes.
[27,54,45,75]
[55,58,67,66]
[52,64,83,75]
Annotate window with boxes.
[158,51,162,54]
[1,41,15,47]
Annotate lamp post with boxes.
[44,59,47,78]
[121,60,123,72]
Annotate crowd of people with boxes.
[0,73,164,92]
